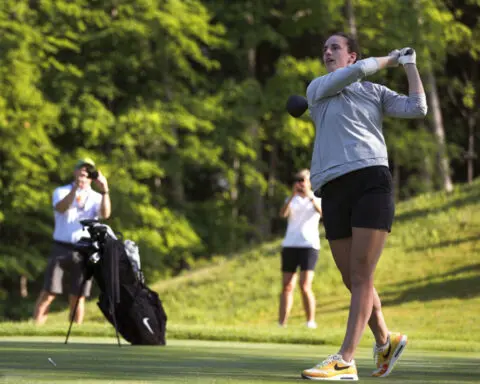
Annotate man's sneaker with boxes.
[302,354,358,381]
[306,321,318,329]
[372,332,408,377]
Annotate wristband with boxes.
[100,190,109,195]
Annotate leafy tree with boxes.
[0,0,479,318]
[0,0,60,299]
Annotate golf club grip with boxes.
[403,48,413,55]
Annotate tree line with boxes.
[0,0,478,315]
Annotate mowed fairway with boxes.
[1,337,479,383]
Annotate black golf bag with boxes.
[66,219,167,346]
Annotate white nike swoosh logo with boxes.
[142,317,154,334]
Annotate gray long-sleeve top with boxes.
[306,58,428,194]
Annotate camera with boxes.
[86,165,99,180]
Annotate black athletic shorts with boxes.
[281,247,319,273]
[320,166,395,240]
[42,241,93,297]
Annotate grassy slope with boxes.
[2,180,480,351]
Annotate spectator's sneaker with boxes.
[302,354,358,381]
[372,332,408,377]
[306,321,318,329]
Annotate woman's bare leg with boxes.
[329,230,389,361]
[279,272,297,326]
[337,228,388,361]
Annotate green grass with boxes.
[1,337,479,383]
[2,179,480,351]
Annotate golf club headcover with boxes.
[286,95,308,118]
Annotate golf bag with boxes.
[66,219,167,346]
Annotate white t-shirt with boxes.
[282,195,322,250]
[52,184,103,244]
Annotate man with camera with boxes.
[33,158,111,325]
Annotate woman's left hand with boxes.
[388,50,401,67]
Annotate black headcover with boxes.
[286,95,308,118]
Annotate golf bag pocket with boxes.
[97,285,167,345]
[128,287,167,345]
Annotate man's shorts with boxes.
[321,166,395,240]
[43,241,92,297]
[281,247,319,273]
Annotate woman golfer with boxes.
[301,32,427,381]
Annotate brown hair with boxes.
[294,169,310,181]
[331,32,361,62]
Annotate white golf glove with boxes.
[398,47,416,65]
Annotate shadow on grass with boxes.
[388,263,480,289]
[0,341,479,383]
[395,186,480,224]
[0,341,304,383]
[406,235,479,252]
[381,263,480,306]
[318,263,480,313]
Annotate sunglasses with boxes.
[294,177,306,183]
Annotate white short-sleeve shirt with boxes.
[52,184,103,244]
[282,195,322,250]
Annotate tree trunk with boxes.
[266,142,278,236]
[230,157,240,250]
[466,116,476,184]
[465,64,478,184]
[345,0,357,39]
[20,275,28,298]
[170,159,185,205]
[247,46,267,240]
[169,126,185,206]
[417,120,433,191]
[164,65,185,207]
[413,0,453,192]
[425,69,454,192]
